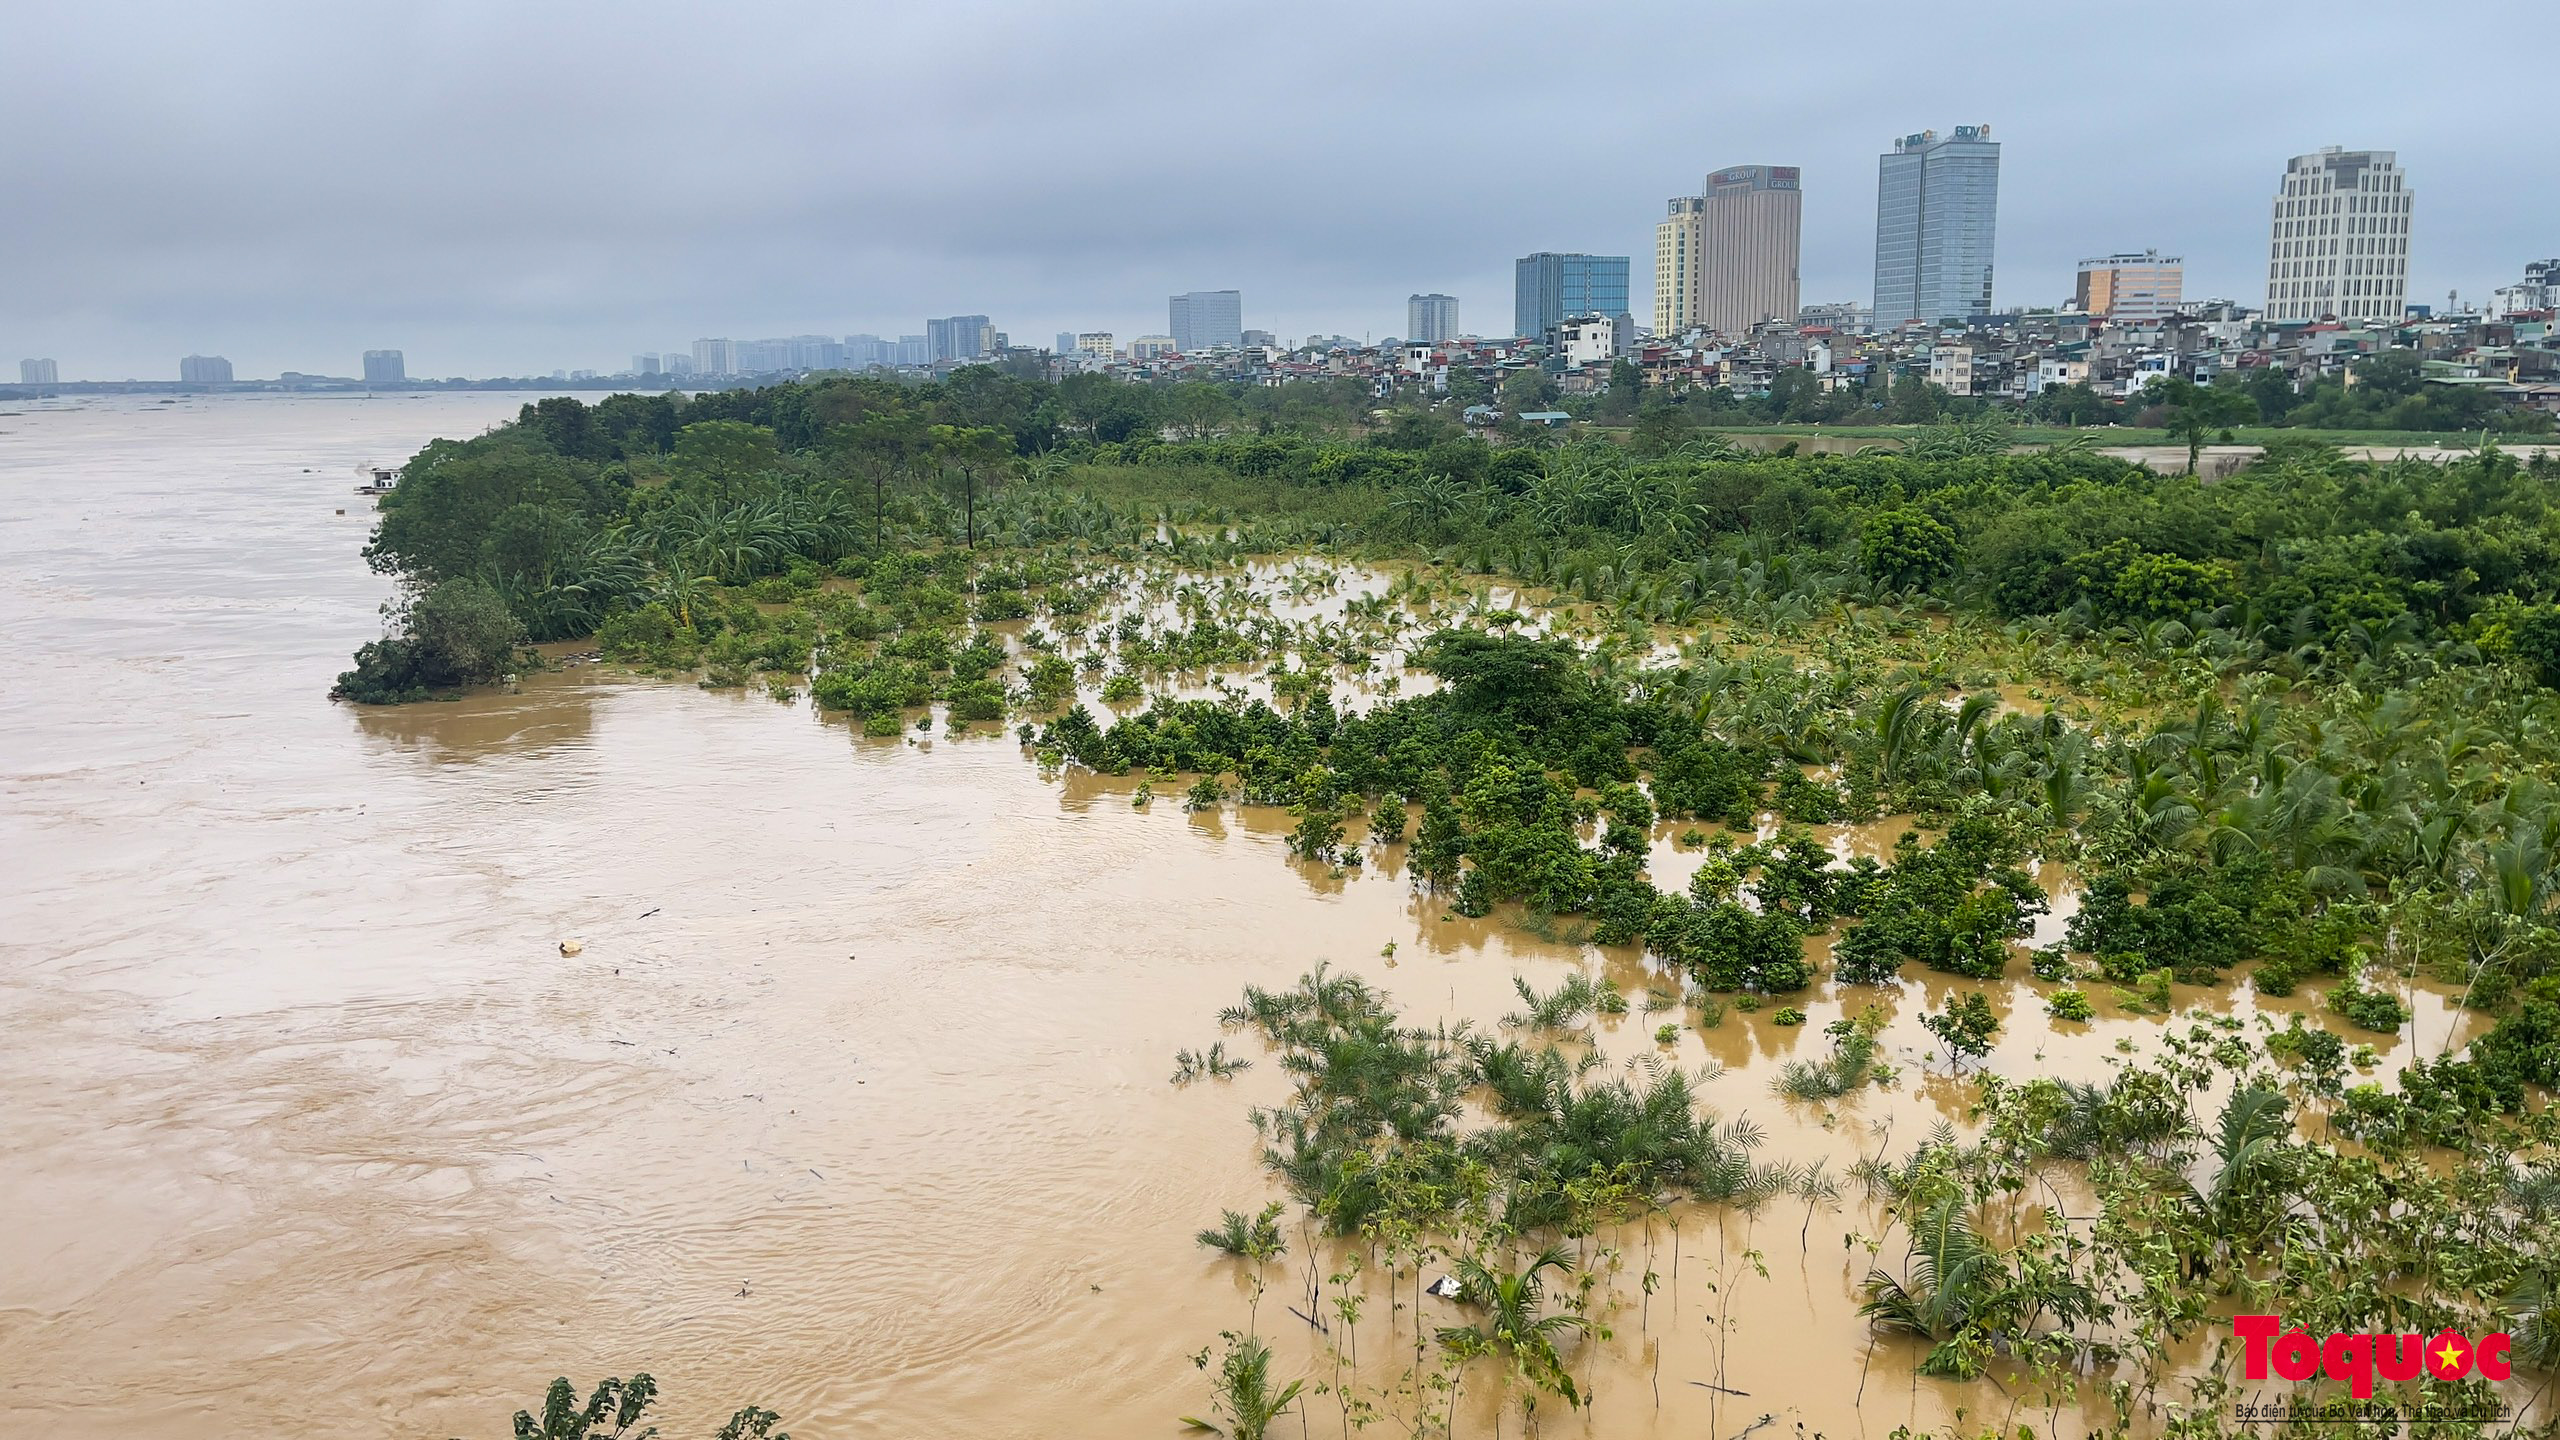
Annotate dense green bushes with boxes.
[331,577,527,703]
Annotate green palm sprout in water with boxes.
[1183,1332,1306,1440]
[1432,1244,1590,1415]
[483,1375,788,1440]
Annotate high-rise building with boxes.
[692,338,735,375]
[2075,251,2185,323]
[180,354,234,384]
[662,352,697,378]
[1872,126,2000,326]
[2263,147,2412,325]
[633,353,662,376]
[1053,331,1077,355]
[1129,335,1178,361]
[894,335,929,367]
[788,335,844,371]
[844,334,891,368]
[1076,332,1116,357]
[1654,165,1803,339]
[1514,253,1631,347]
[927,315,992,363]
[1407,294,1460,344]
[19,358,58,385]
[362,349,405,384]
[1167,290,1243,351]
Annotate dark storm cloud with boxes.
[2,2,2543,379]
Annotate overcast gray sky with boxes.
[3,2,2546,380]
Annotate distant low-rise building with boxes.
[1550,314,1616,368]
[2490,260,2560,320]
[1798,301,1872,334]
[2075,252,2184,323]
[1928,343,1976,395]
[2029,355,2090,395]
[1128,335,1178,361]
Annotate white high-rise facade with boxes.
[2264,147,2412,324]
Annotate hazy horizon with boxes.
[4,2,2548,379]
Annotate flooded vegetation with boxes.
[13,383,2560,1438]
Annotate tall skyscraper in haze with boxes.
[1054,331,1077,354]
[1167,290,1243,351]
[633,353,662,376]
[2264,147,2411,324]
[926,315,992,363]
[362,349,405,384]
[1514,253,1631,344]
[692,338,735,375]
[1872,126,2000,326]
[1653,164,1802,338]
[19,358,58,384]
[180,354,233,383]
[1406,294,1460,344]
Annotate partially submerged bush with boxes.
[332,577,527,703]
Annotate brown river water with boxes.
[0,394,2489,1438]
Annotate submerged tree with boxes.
[333,575,528,703]
[482,1374,789,1440]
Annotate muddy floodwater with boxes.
[0,395,2482,1438]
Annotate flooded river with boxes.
[0,395,2484,1438]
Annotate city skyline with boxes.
[2,6,2548,377]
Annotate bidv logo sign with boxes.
[2235,1315,2513,1397]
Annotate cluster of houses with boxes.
[1021,295,2560,423]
